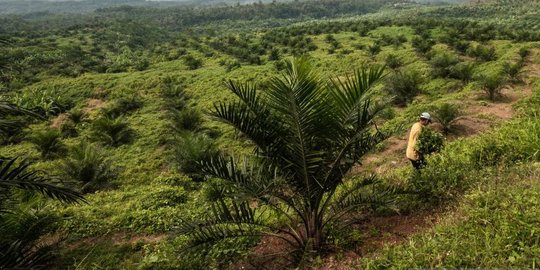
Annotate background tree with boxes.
[384,70,424,106]
[433,103,461,135]
[478,73,507,101]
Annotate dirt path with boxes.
[232,209,442,270]
[355,54,540,176]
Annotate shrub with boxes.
[0,119,26,145]
[411,37,435,54]
[223,60,241,72]
[384,70,424,106]
[368,43,381,56]
[385,54,403,70]
[433,103,461,135]
[101,97,143,118]
[68,109,85,124]
[173,107,203,132]
[430,52,460,78]
[502,61,524,83]
[62,142,117,193]
[450,62,475,83]
[453,40,470,54]
[184,55,203,70]
[175,133,218,182]
[416,127,444,157]
[268,48,281,61]
[518,47,530,60]
[60,120,78,138]
[468,44,497,62]
[89,116,135,147]
[29,129,66,159]
[478,73,507,101]
[161,83,187,111]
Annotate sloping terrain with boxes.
[1,0,540,269]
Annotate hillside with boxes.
[1,0,540,269]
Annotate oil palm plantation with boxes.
[1,101,84,268]
[181,58,392,257]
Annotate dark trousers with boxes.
[410,158,426,170]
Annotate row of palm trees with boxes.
[0,101,85,268]
[2,55,393,266]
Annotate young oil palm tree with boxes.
[180,58,393,257]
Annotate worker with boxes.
[406,112,432,170]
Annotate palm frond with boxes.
[0,158,85,204]
[324,176,395,227]
[0,102,44,135]
[179,199,264,249]
[197,154,278,199]
[264,57,336,194]
[0,101,43,119]
[0,240,50,269]
[0,206,57,269]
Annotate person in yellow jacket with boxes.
[406,112,432,170]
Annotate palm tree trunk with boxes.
[305,209,323,251]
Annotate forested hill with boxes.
[0,0,402,33]
[1,0,399,15]
[0,0,273,15]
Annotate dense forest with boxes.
[1,0,540,269]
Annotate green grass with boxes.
[362,164,540,269]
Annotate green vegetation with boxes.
[181,58,391,260]
[62,142,118,193]
[88,116,135,147]
[0,104,83,269]
[384,70,424,106]
[29,128,66,159]
[415,127,445,158]
[433,103,461,135]
[479,72,507,101]
[1,0,540,268]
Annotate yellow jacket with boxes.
[406,122,423,161]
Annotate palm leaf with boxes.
[324,176,395,227]
[0,102,45,136]
[0,158,85,206]
[178,200,263,249]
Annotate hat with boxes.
[420,112,432,122]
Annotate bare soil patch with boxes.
[50,113,70,129]
[232,210,441,270]
[83,98,106,114]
